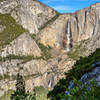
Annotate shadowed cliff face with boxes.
[0,0,100,97]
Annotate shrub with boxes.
[0,90,14,100]
[33,86,49,100]
[30,34,52,60]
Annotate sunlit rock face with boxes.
[0,59,59,96]
[0,33,41,57]
[39,3,100,51]
[0,0,56,34]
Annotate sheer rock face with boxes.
[0,0,56,34]
[0,33,41,57]
[39,3,100,51]
[38,14,71,48]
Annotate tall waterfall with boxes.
[66,20,72,52]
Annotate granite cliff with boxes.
[0,0,100,97]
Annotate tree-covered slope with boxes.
[48,48,100,100]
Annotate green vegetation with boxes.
[37,42,52,60]
[30,34,52,60]
[68,40,89,60]
[34,86,49,100]
[0,86,50,100]
[48,48,100,100]
[0,48,51,62]
[0,13,52,61]
[0,55,41,62]
[0,72,43,81]
[0,74,17,80]
[0,0,6,2]
[61,79,100,100]
[24,72,43,80]
[0,74,49,100]
[0,13,27,47]
[30,34,37,40]
[11,73,36,100]
[0,90,14,100]
[0,74,11,80]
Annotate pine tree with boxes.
[10,73,26,100]
[10,73,36,100]
[16,73,25,95]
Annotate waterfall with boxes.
[66,20,72,52]
[48,75,54,88]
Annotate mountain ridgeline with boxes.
[0,0,100,100]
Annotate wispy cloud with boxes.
[52,6,74,12]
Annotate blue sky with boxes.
[38,0,100,13]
